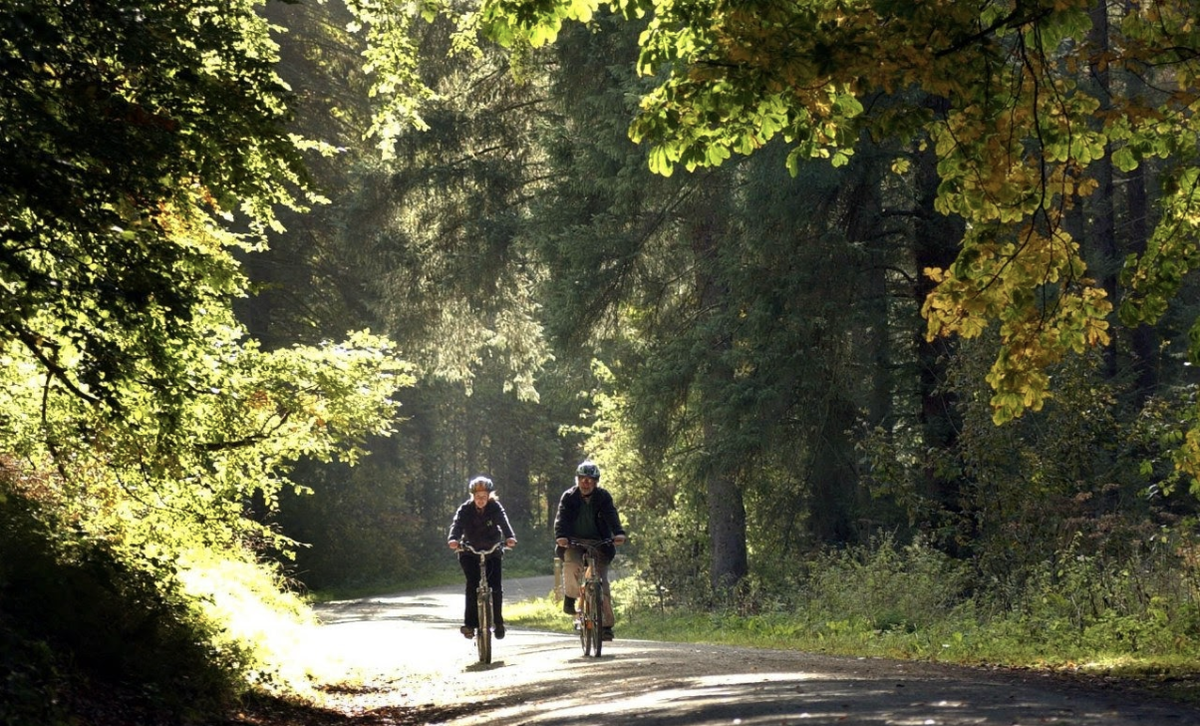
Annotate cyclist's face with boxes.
[576,475,597,495]
[472,489,490,507]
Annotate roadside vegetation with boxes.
[510,532,1200,704]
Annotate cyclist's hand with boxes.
[448,539,459,551]
[614,534,627,545]
[506,537,517,548]
[555,537,568,547]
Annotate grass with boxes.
[505,595,577,634]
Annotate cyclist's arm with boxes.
[493,500,518,546]
[597,489,627,542]
[447,503,467,548]
[552,495,568,541]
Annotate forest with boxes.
[5,0,1200,721]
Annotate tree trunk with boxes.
[690,190,749,596]
[807,393,859,544]
[913,143,966,538]
[704,416,749,594]
[1124,163,1158,401]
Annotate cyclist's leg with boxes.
[459,554,482,630]
[486,554,504,627]
[596,556,615,627]
[562,548,584,599]
[561,547,584,614]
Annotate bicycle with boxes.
[458,541,506,664]
[567,538,613,657]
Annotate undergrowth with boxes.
[0,484,329,725]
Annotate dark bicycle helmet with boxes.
[468,475,495,493]
[575,460,601,479]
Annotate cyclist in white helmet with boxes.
[448,476,517,640]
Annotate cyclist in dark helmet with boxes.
[554,459,627,641]
[448,475,518,640]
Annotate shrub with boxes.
[804,534,970,633]
[999,529,1200,657]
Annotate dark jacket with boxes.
[448,497,515,552]
[553,485,625,559]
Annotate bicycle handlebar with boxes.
[567,537,613,550]
[458,541,507,557]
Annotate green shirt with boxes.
[574,496,600,539]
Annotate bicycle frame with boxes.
[459,541,505,664]
[568,538,611,657]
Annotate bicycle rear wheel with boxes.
[477,588,492,664]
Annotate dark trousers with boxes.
[459,552,503,628]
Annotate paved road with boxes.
[312,577,1199,725]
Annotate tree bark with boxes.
[913,143,966,537]
[690,190,748,596]
[1124,163,1159,401]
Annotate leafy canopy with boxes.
[1,0,410,568]
[1,0,311,411]
[478,0,1200,478]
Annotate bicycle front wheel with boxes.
[579,581,601,657]
[577,589,590,656]
[477,588,492,664]
[578,582,593,657]
[588,580,604,657]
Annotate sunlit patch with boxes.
[684,672,826,687]
[489,671,849,724]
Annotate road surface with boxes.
[309,576,1198,725]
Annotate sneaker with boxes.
[494,624,506,639]
[460,626,474,639]
[563,596,576,615]
[602,627,614,641]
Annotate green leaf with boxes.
[1112,146,1139,172]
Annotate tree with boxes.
[2,0,311,400]
[478,0,1200,484]
[240,0,382,349]
[0,2,416,717]
[0,0,409,638]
